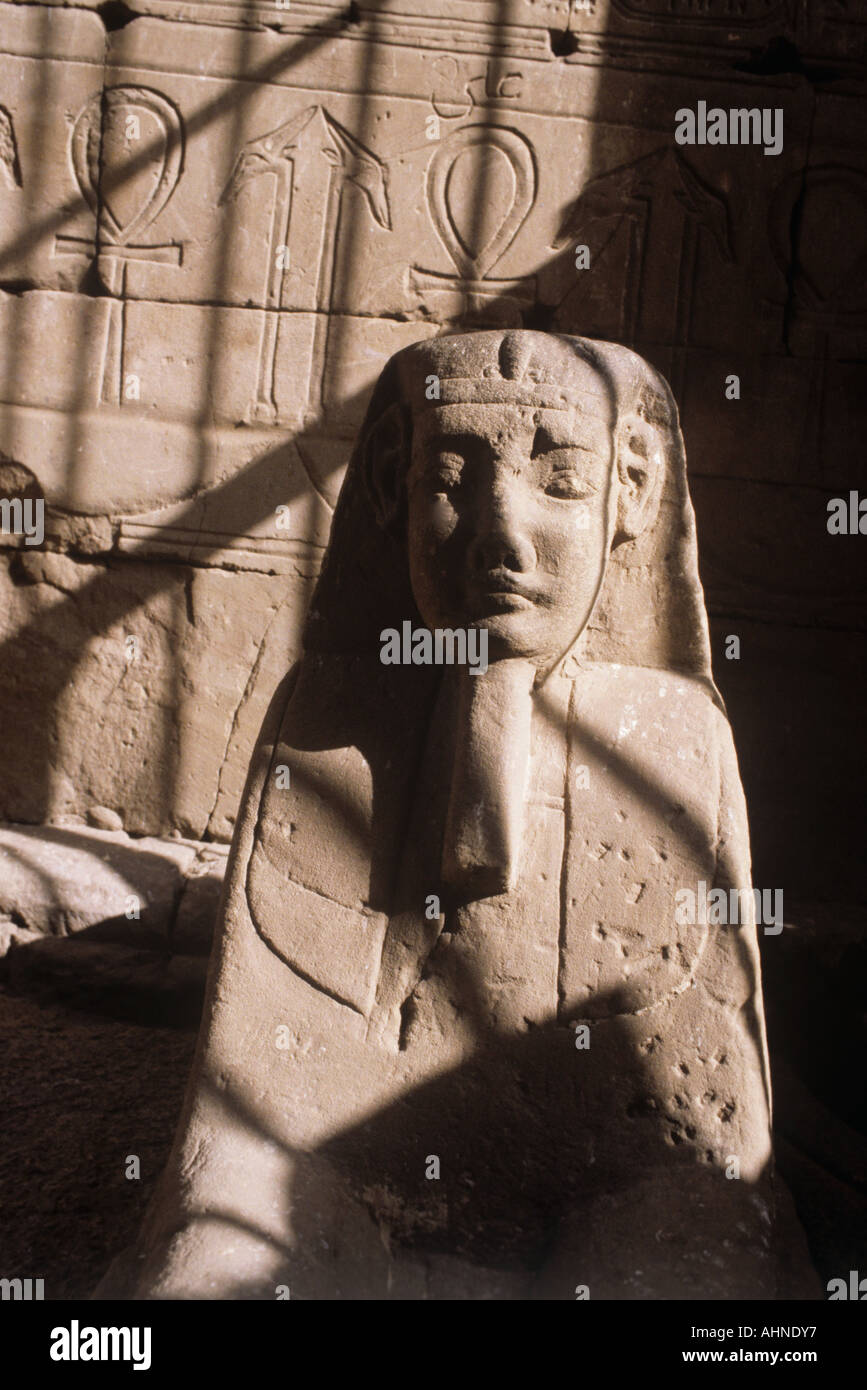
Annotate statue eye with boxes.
[544,470,592,500]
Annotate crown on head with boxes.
[402,330,612,414]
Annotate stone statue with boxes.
[100,330,814,1300]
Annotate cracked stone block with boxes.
[0,557,307,838]
[0,823,197,937]
[173,845,229,955]
[0,915,41,956]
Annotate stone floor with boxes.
[0,987,196,1300]
[0,821,215,1298]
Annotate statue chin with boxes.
[476,611,596,670]
[421,611,536,655]
[413,601,592,668]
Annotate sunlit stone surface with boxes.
[99,331,817,1300]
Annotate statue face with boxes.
[406,398,616,666]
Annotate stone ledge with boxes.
[0,820,227,949]
[0,823,227,1025]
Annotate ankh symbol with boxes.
[54,86,185,407]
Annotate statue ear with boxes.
[363,401,409,532]
[612,411,664,546]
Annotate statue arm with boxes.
[710,710,774,1127]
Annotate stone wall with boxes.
[0,0,865,1292]
[0,0,864,874]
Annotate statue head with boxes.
[305,329,711,682]
[366,332,665,667]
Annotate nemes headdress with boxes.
[395,329,610,412]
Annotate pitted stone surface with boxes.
[98,331,820,1301]
[0,0,861,1305]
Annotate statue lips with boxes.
[467,569,538,612]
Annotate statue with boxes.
[99,330,814,1299]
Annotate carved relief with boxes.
[411,125,537,323]
[549,147,732,390]
[430,54,524,119]
[768,165,867,334]
[766,164,867,466]
[53,86,185,407]
[222,105,391,424]
[0,106,22,191]
[611,0,791,24]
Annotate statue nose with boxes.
[468,475,536,574]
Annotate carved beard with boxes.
[441,659,536,900]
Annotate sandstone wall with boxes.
[0,0,866,1298]
[0,0,864,892]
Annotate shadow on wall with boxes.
[0,0,863,1301]
[0,0,861,897]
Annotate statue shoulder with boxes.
[569,662,724,726]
